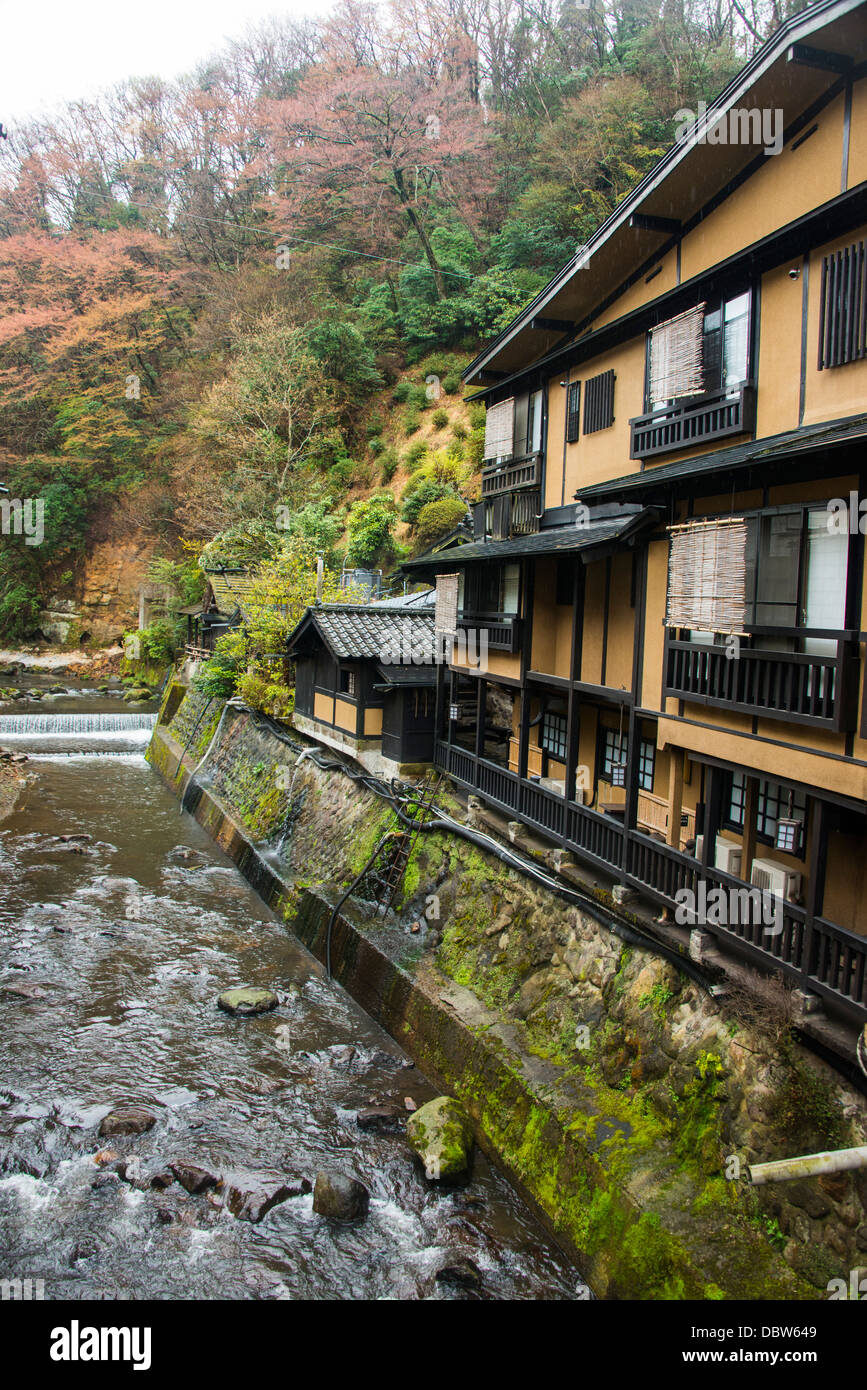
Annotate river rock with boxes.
[217,987,278,1016]
[435,1257,483,1291]
[356,1104,406,1133]
[98,1105,157,1138]
[312,1171,370,1223]
[170,1161,219,1194]
[406,1096,473,1179]
[223,1169,310,1222]
[0,980,48,1000]
[123,687,151,702]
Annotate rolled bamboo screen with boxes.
[666,516,747,633]
[435,573,460,636]
[484,397,515,461]
[650,304,706,404]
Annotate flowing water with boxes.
[0,683,583,1300]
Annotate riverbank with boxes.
[147,686,867,1298]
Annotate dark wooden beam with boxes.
[787,43,852,75]
[629,213,681,235]
[530,317,577,333]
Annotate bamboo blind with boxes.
[435,573,460,636]
[650,304,705,404]
[665,517,747,634]
[484,397,515,461]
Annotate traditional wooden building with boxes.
[285,593,438,776]
[402,0,867,1027]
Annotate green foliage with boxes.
[442,373,461,395]
[415,496,467,546]
[403,407,421,436]
[401,477,457,526]
[344,492,398,567]
[276,499,342,563]
[368,435,385,456]
[404,440,428,468]
[137,618,177,664]
[379,448,399,484]
[431,407,449,430]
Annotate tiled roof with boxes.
[402,513,650,569]
[576,415,867,502]
[203,570,259,620]
[290,605,436,663]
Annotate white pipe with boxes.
[748,1145,867,1185]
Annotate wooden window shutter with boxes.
[483,398,515,461]
[566,381,581,443]
[665,518,747,634]
[435,573,460,636]
[649,304,705,404]
[818,240,867,369]
[583,370,615,433]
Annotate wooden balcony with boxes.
[434,738,867,1024]
[664,629,860,731]
[458,613,522,653]
[481,452,541,497]
[630,382,756,459]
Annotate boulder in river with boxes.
[435,1257,483,1292]
[98,1105,157,1138]
[217,986,278,1016]
[223,1169,311,1222]
[406,1096,473,1179]
[356,1104,406,1134]
[312,1171,370,1223]
[170,1161,219,1194]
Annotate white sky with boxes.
[0,0,335,125]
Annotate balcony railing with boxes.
[481,452,542,497]
[630,382,756,459]
[458,613,522,653]
[487,490,542,540]
[664,630,859,731]
[433,738,867,1023]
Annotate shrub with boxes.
[237,672,268,708]
[401,478,456,525]
[368,435,385,456]
[345,493,398,566]
[466,425,485,469]
[416,497,468,546]
[405,440,428,468]
[452,422,468,441]
[391,381,413,404]
[468,403,486,430]
[431,407,449,430]
[403,408,421,436]
[137,618,177,664]
[379,448,399,484]
[442,372,461,395]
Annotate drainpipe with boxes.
[747,1145,867,1186]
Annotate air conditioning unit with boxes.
[714,836,743,875]
[693,834,704,861]
[750,857,802,902]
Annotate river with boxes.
[0,678,584,1300]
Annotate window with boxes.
[667,505,849,642]
[601,729,654,790]
[727,772,807,851]
[583,370,615,433]
[638,739,655,792]
[484,390,544,463]
[566,382,581,444]
[339,668,358,697]
[463,563,520,616]
[818,240,867,369]
[541,711,567,761]
[647,290,751,410]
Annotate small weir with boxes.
[0,711,157,756]
[0,685,583,1299]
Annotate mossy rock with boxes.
[217,986,278,1016]
[406,1096,473,1179]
